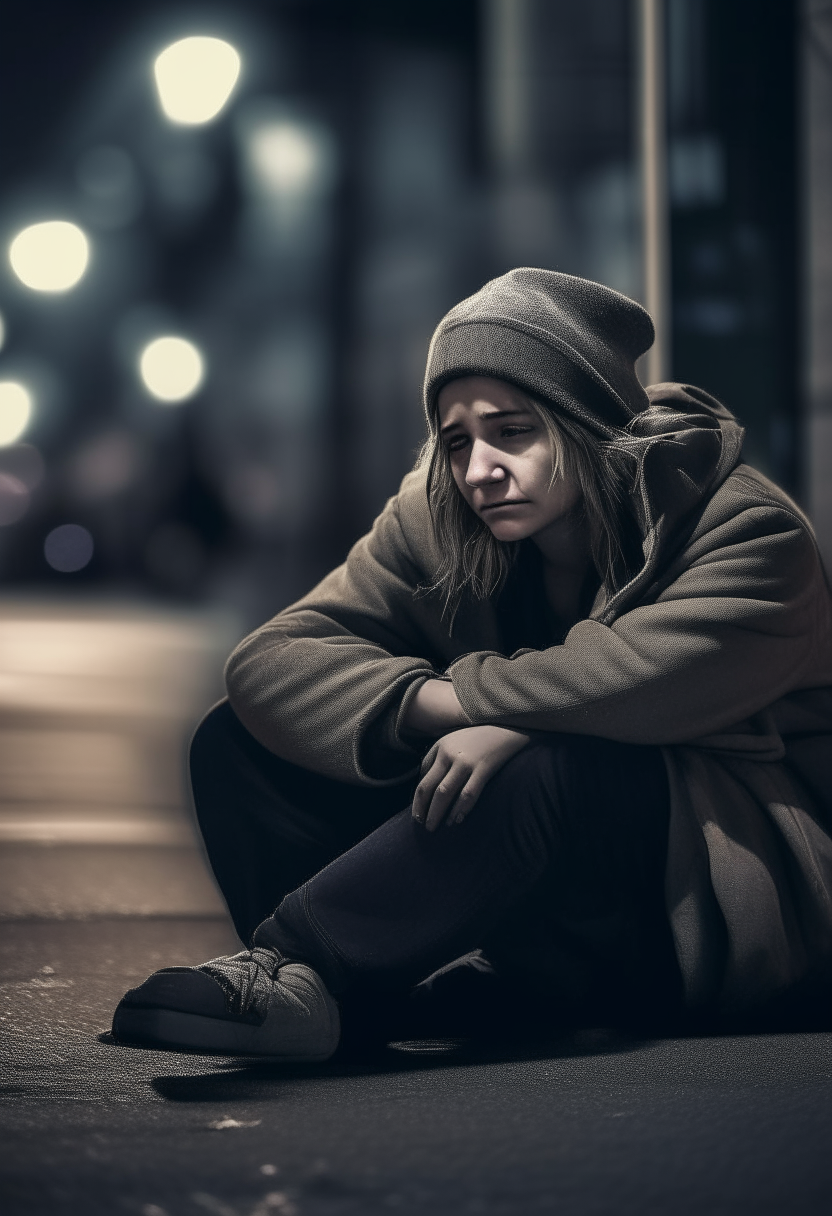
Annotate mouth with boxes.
[479,499,531,513]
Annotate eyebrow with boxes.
[439,407,530,436]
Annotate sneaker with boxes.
[112,945,340,1060]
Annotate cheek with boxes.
[542,480,582,521]
[450,460,472,499]
[519,443,558,494]
[520,458,556,501]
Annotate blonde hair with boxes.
[419,391,642,619]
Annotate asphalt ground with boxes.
[2,916,832,1216]
[1,602,831,1216]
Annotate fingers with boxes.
[412,726,533,832]
[423,764,470,832]
[419,763,486,831]
[411,749,451,827]
[444,772,488,827]
[412,748,475,832]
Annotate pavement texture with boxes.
[3,917,832,1216]
[1,601,832,1216]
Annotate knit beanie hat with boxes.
[423,268,655,436]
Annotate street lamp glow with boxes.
[250,123,324,195]
[153,37,241,125]
[139,336,205,402]
[0,382,33,445]
[9,221,90,293]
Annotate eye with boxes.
[445,435,469,453]
[500,425,534,438]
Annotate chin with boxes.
[484,520,537,543]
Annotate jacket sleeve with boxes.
[224,487,440,786]
[449,500,829,745]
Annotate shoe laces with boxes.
[200,946,282,1019]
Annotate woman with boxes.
[113,268,832,1058]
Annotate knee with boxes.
[470,739,571,836]
[480,734,628,815]
[496,734,645,784]
[483,734,667,837]
[486,734,576,792]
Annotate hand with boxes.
[412,725,531,832]
[403,678,471,738]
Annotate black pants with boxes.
[191,701,683,1025]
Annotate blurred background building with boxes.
[0,0,825,629]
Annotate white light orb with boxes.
[139,336,205,403]
[0,382,33,446]
[9,221,90,292]
[153,37,241,125]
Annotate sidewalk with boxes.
[1,600,831,1216]
[0,599,236,919]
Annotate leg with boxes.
[190,700,416,942]
[111,702,415,1059]
[114,732,681,1056]
[257,734,682,1023]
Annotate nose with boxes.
[465,438,506,488]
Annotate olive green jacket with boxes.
[226,385,832,1014]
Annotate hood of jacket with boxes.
[602,381,745,622]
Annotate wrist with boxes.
[404,678,469,737]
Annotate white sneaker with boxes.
[112,946,340,1060]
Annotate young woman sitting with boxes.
[112,268,832,1058]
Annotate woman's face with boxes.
[436,376,582,544]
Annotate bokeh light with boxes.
[248,122,330,196]
[153,37,241,125]
[139,336,205,403]
[44,524,94,573]
[0,382,33,446]
[68,431,144,502]
[0,443,45,491]
[9,221,90,292]
[0,474,30,526]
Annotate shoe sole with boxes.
[112,1004,339,1061]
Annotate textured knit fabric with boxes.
[226,375,832,1016]
[422,268,655,434]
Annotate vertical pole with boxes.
[804,0,832,562]
[484,0,532,179]
[638,0,671,384]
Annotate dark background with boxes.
[0,0,799,627]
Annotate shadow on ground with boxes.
[143,1024,645,1104]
